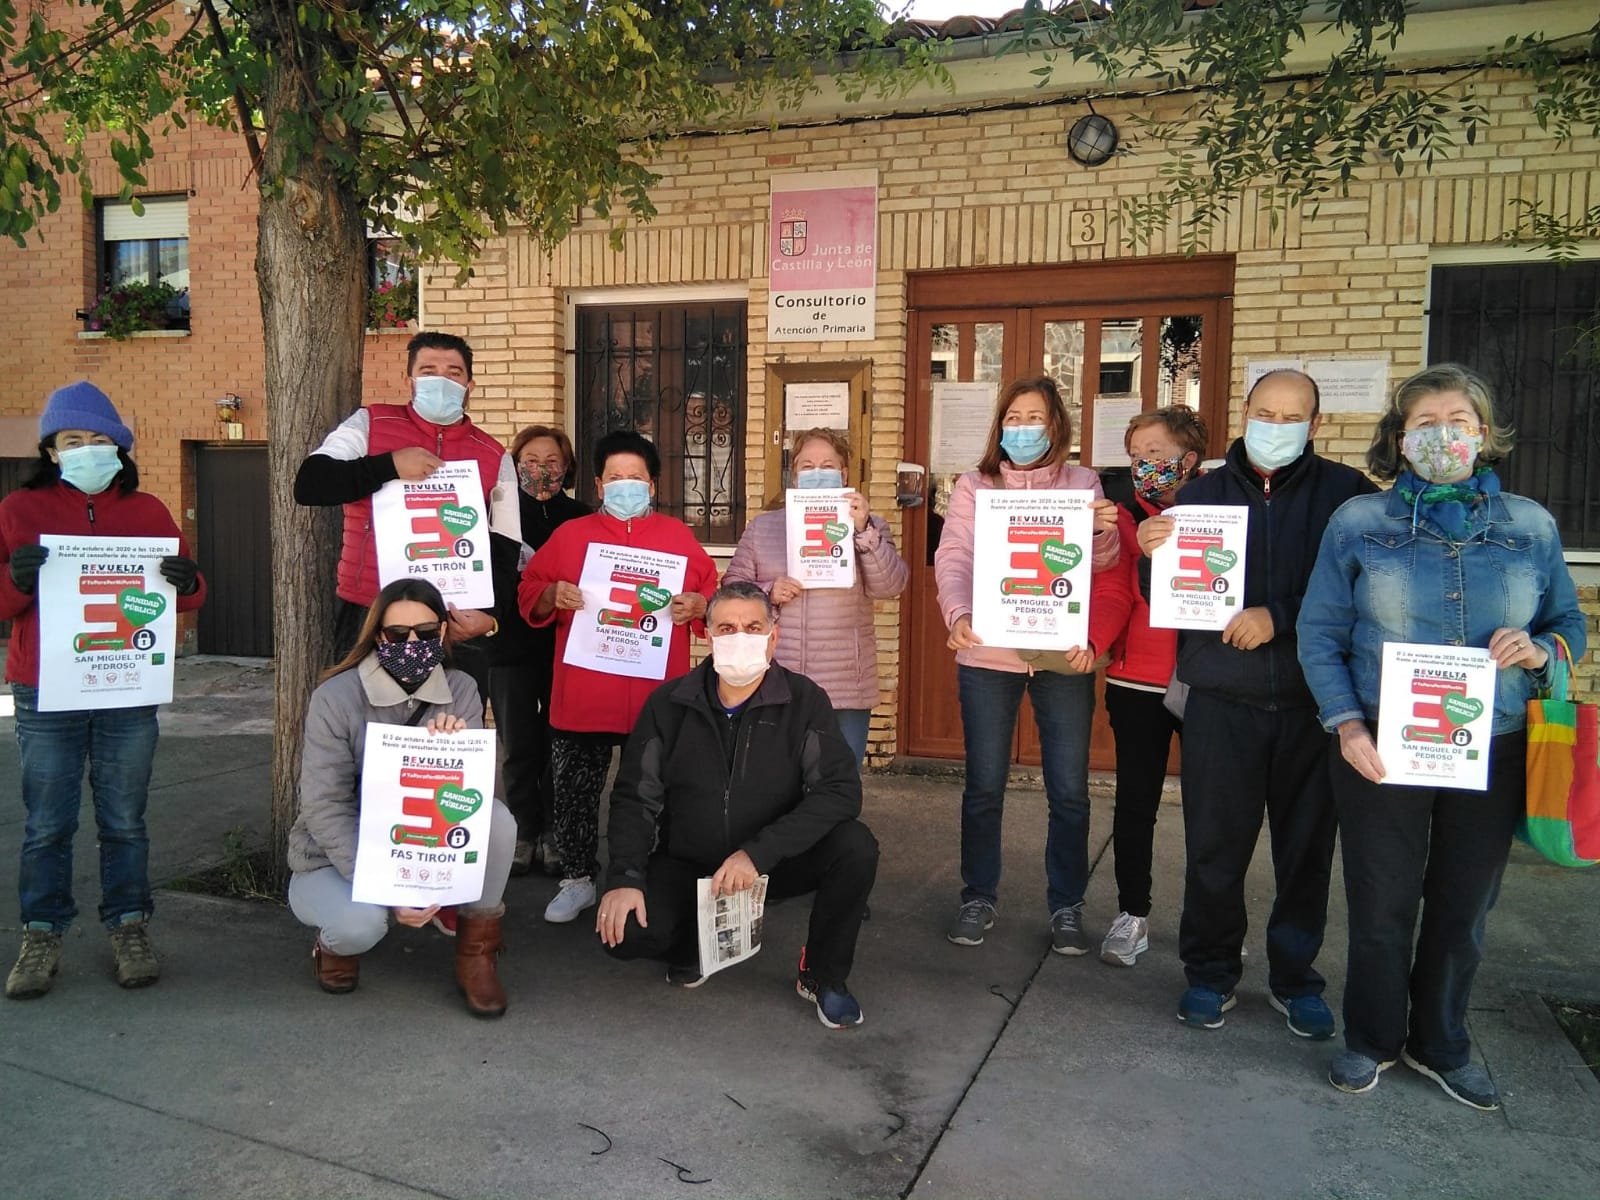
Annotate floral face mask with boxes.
[1402,424,1482,483]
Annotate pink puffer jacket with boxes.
[933,460,1121,674]
[724,509,910,710]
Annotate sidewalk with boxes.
[1,658,1597,1199]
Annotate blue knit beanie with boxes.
[39,381,134,451]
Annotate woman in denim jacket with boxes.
[1297,363,1585,1112]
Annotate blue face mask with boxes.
[412,376,467,425]
[1243,418,1311,472]
[1000,424,1051,466]
[795,467,845,490]
[602,478,652,521]
[56,443,123,495]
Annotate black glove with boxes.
[159,555,200,596]
[8,544,48,594]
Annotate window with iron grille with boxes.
[1427,261,1600,550]
[574,302,748,543]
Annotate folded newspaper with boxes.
[696,874,770,977]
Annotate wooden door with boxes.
[195,445,274,657]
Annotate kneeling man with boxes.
[596,580,878,1028]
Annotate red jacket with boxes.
[338,404,508,606]
[518,510,719,734]
[0,482,207,688]
[1104,497,1178,688]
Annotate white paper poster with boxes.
[35,535,179,712]
[768,169,877,342]
[785,489,856,589]
[930,381,997,474]
[1307,358,1389,413]
[1091,394,1143,468]
[783,381,851,431]
[970,490,1096,650]
[1148,506,1250,631]
[1376,642,1497,790]
[562,543,688,680]
[371,461,494,607]
[353,723,498,907]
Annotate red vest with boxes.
[336,404,509,606]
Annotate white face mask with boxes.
[711,631,771,688]
[412,375,467,425]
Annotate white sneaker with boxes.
[1100,911,1150,967]
[543,876,597,923]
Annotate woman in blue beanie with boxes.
[1,381,206,1000]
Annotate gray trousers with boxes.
[288,799,517,955]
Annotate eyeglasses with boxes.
[380,622,443,644]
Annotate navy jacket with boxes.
[1174,438,1378,710]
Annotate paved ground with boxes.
[1,657,1597,1199]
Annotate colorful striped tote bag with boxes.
[1519,635,1600,869]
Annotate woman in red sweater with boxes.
[1099,406,1207,967]
[1,383,205,1000]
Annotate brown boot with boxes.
[312,941,360,994]
[455,908,507,1018]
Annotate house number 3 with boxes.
[1070,209,1105,247]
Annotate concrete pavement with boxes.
[2,657,1597,1199]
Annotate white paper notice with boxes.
[370,461,494,608]
[784,381,851,431]
[562,544,688,680]
[785,489,856,589]
[1147,506,1250,631]
[352,723,498,907]
[35,535,179,712]
[1306,358,1389,414]
[930,381,997,474]
[696,874,769,978]
[1091,394,1143,468]
[1376,643,1497,790]
[970,490,1096,650]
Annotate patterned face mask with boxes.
[517,462,558,495]
[375,636,444,690]
[1131,455,1187,501]
[1402,424,1482,483]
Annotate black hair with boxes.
[593,430,661,481]
[23,437,139,495]
[406,331,474,379]
[706,580,776,627]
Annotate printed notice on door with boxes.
[785,489,856,589]
[970,490,1095,650]
[1147,506,1249,631]
[353,723,498,907]
[371,460,494,607]
[35,535,179,712]
[1376,642,1497,790]
[562,544,688,680]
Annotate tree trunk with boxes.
[253,8,368,888]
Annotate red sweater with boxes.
[0,482,207,687]
[1104,498,1178,689]
[518,510,719,734]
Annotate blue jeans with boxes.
[11,684,160,931]
[957,665,1095,913]
[835,708,871,767]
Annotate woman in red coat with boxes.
[1,382,205,1000]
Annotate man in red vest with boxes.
[294,332,521,680]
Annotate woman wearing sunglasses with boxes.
[287,578,517,1017]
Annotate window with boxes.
[367,237,417,329]
[575,302,748,543]
[95,196,190,329]
[1428,261,1600,550]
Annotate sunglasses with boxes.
[380,622,443,644]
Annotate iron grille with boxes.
[575,302,747,543]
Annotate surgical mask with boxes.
[412,376,467,426]
[1243,419,1310,472]
[1402,424,1482,483]
[795,467,844,490]
[1000,424,1051,466]
[1132,455,1187,502]
[601,479,652,521]
[56,444,123,495]
[711,632,771,688]
[374,637,444,692]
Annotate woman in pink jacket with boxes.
[724,428,909,764]
[934,376,1123,955]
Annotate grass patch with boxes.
[164,826,283,905]
[1547,998,1600,1083]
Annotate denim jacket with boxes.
[1297,485,1587,735]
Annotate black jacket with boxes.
[1174,439,1377,710]
[604,660,863,888]
[489,488,590,665]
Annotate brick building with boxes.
[3,2,1597,767]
